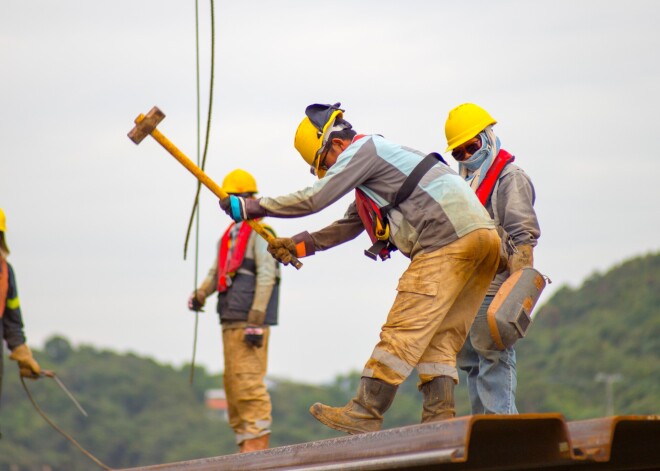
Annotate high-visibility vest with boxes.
[0,259,7,318]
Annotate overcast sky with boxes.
[2,1,658,385]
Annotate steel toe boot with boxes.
[309,377,398,434]
[239,433,269,453]
[420,375,455,423]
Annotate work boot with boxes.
[309,377,398,434]
[420,375,456,423]
[239,434,269,453]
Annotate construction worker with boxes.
[219,103,501,434]
[1,208,42,437]
[188,169,280,452]
[445,103,541,414]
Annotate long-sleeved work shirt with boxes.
[486,163,541,294]
[256,135,495,259]
[1,260,28,395]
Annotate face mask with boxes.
[461,133,491,171]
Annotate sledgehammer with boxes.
[127,106,302,269]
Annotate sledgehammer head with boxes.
[127,106,166,144]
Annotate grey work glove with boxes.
[188,290,206,312]
[496,244,509,274]
[267,237,297,265]
[508,245,534,273]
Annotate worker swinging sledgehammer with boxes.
[218,102,503,434]
[126,106,303,270]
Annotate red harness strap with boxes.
[355,188,392,260]
[0,259,8,318]
[217,222,253,292]
[475,149,515,205]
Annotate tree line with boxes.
[1,252,658,470]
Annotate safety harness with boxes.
[355,150,446,261]
[474,149,515,205]
[217,222,253,292]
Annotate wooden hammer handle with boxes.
[136,116,302,269]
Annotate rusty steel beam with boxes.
[121,413,581,471]
[119,414,660,470]
[568,415,660,468]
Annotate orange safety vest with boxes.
[475,149,515,205]
[217,222,254,292]
[0,259,8,318]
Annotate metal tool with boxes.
[127,106,303,269]
[42,370,88,417]
[22,372,109,469]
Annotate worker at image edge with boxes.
[0,207,42,439]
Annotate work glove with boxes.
[243,325,264,348]
[219,195,248,223]
[9,344,42,378]
[496,246,509,274]
[508,245,534,274]
[247,309,266,325]
[267,237,297,265]
[188,290,206,312]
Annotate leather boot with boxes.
[239,433,269,453]
[309,377,398,434]
[420,375,456,423]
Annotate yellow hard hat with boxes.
[294,103,347,178]
[222,169,258,194]
[0,208,9,254]
[445,103,497,152]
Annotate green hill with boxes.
[515,251,660,418]
[0,252,658,470]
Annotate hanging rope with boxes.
[184,0,216,385]
[21,376,112,470]
[184,0,215,262]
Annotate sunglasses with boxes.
[451,138,482,161]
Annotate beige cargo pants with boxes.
[222,325,272,445]
[363,228,501,385]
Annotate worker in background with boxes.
[445,103,540,414]
[187,170,280,452]
[220,102,501,434]
[1,208,42,438]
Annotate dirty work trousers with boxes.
[222,325,272,445]
[362,228,501,386]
